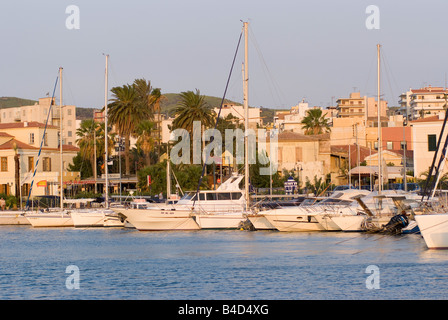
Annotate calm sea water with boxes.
[1,225,448,300]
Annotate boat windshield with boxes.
[180,192,196,201]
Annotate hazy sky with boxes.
[1,0,447,110]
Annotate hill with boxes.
[1,95,282,124]
[0,97,37,108]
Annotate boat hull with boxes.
[193,213,246,229]
[263,214,325,232]
[415,214,448,249]
[0,212,30,225]
[247,214,277,230]
[71,211,105,227]
[113,208,200,231]
[26,214,73,227]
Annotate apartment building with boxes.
[336,92,388,125]
[0,97,77,146]
[0,122,79,198]
[399,86,448,121]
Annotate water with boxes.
[1,226,448,300]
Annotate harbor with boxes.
[1,225,447,300]
[3,1,448,305]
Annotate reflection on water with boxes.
[1,226,448,299]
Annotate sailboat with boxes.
[71,54,124,228]
[26,67,74,227]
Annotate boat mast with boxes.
[104,54,109,209]
[243,21,249,212]
[59,67,64,210]
[377,44,382,194]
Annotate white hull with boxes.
[26,212,73,227]
[313,215,342,231]
[415,214,448,249]
[193,213,246,229]
[0,212,30,225]
[263,213,325,232]
[71,210,124,228]
[71,211,105,227]
[331,215,395,232]
[330,215,366,231]
[113,208,200,231]
[247,214,276,230]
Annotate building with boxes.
[0,121,79,198]
[0,97,77,146]
[410,114,447,179]
[399,86,448,121]
[262,131,331,189]
[213,103,262,130]
[336,91,388,124]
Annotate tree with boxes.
[135,120,156,166]
[301,108,331,135]
[108,79,154,175]
[150,88,166,160]
[171,89,216,133]
[75,119,113,178]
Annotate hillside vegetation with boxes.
[1,94,282,124]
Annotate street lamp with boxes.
[115,136,124,203]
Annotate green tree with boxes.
[108,79,154,175]
[171,89,216,133]
[135,120,156,166]
[75,119,114,178]
[301,108,331,135]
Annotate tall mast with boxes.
[104,54,109,208]
[59,67,64,210]
[243,21,249,212]
[377,44,382,193]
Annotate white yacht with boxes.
[114,175,247,230]
[113,201,200,231]
[412,200,448,249]
[330,190,421,232]
[248,197,317,230]
[261,189,370,232]
[415,213,448,249]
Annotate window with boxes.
[43,157,51,172]
[231,192,242,200]
[428,134,437,152]
[206,193,216,201]
[68,131,72,137]
[29,133,34,144]
[28,157,34,172]
[386,141,393,150]
[67,120,72,127]
[217,193,231,200]
[67,108,72,116]
[1,157,7,172]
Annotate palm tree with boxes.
[150,88,166,159]
[135,120,155,166]
[76,119,114,178]
[108,81,153,175]
[171,89,216,132]
[301,108,331,135]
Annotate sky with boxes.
[1,0,448,110]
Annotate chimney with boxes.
[24,122,28,127]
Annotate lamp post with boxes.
[115,136,124,203]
